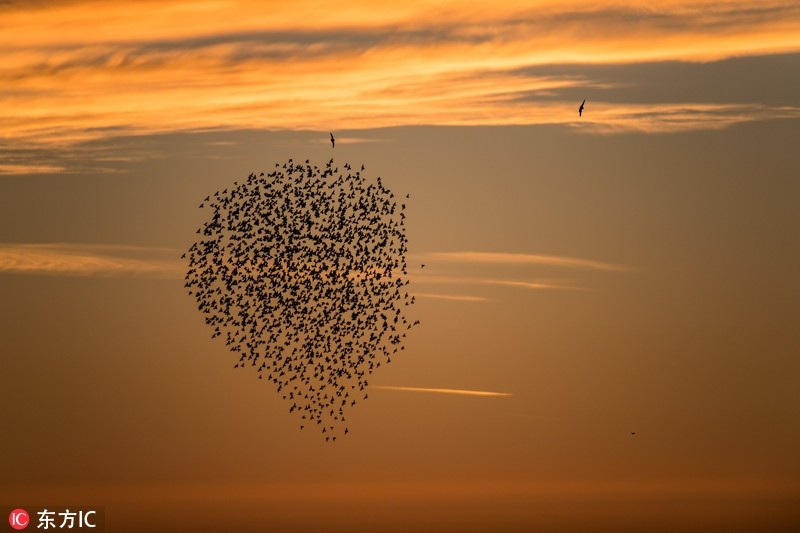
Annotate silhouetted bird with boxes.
[330,133,335,148]
[579,99,585,117]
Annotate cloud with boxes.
[575,102,800,134]
[425,251,629,271]
[0,163,67,175]
[415,292,488,302]
[373,385,512,397]
[310,136,390,145]
[412,274,584,291]
[482,279,586,291]
[1,0,799,161]
[408,250,627,295]
[0,243,181,277]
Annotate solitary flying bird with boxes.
[330,132,335,149]
[578,99,586,117]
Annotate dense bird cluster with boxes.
[184,158,417,441]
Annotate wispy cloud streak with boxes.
[483,279,587,291]
[0,163,66,175]
[426,251,629,271]
[373,385,512,397]
[576,102,800,134]
[415,292,488,302]
[0,243,181,278]
[412,274,583,291]
[408,250,627,297]
[1,0,799,159]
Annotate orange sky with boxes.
[2,0,800,160]
[1,2,799,531]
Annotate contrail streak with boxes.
[415,292,488,302]
[427,251,629,271]
[373,385,512,397]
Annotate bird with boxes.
[330,132,335,148]
[578,99,585,117]
[630,432,636,435]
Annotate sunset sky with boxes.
[1,1,799,531]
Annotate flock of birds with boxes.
[184,99,589,441]
[185,158,418,440]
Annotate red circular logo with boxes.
[9,509,29,530]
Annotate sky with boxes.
[1,1,799,531]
